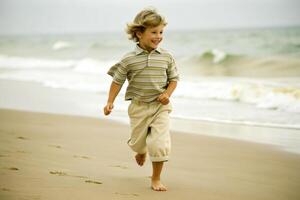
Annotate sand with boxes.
[0,108,300,200]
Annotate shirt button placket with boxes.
[147,53,150,67]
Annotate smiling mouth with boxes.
[152,40,161,45]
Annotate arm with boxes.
[157,81,177,105]
[164,81,177,97]
[103,81,122,115]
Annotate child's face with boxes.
[137,24,164,52]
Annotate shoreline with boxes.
[0,108,300,199]
[1,76,299,131]
[0,79,300,154]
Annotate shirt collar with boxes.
[135,44,162,55]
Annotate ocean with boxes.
[0,26,300,130]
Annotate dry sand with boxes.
[0,109,299,200]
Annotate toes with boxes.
[138,161,142,166]
[135,155,142,166]
[151,186,158,191]
[151,185,167,191]
[158,186,166,191]
[135,154,146,166]
[153,187,166,191]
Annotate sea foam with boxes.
[0,54,75,69]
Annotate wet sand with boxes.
[0,109,300,200]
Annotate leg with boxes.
[131,126,149,166]
[151,161,167,191]
[147,103,172,191]
[127,102,149,166]
[147,107,171,162]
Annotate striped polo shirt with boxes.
[107,45,179,102]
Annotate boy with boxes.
[103,8,179,191]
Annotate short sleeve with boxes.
[167,56,179,82]
[107,62,127,85]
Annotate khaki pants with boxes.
[127,100,172,162]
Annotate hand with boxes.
[157,93,170,105]
[103,102,114,115]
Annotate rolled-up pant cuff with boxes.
[150,155,169,162]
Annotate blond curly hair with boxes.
[126,8,167,42]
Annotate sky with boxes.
[0,0,300,35]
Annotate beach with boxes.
[1,27,300,199]
[1,108,300,200]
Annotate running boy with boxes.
[103,8,179,191]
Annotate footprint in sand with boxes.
[49,171,67,176]
[110,165,128,169]
[17,136,28,140]
[85,180,102,185]
[73,155,91,159]
[8,167,19,171]
[49,171,88,179]
[49,171,103,185]
[115,192,139,197]
[1,188,11,192]
[49,171,102,185]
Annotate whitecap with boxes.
[52,41,72,50]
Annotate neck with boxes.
[138,43,154,53]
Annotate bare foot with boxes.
[135,153,146,166]
[151,179,167,191]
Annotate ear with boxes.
[136,31,142,39]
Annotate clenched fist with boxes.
[157,93,170,105]
[103,102,114,115]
